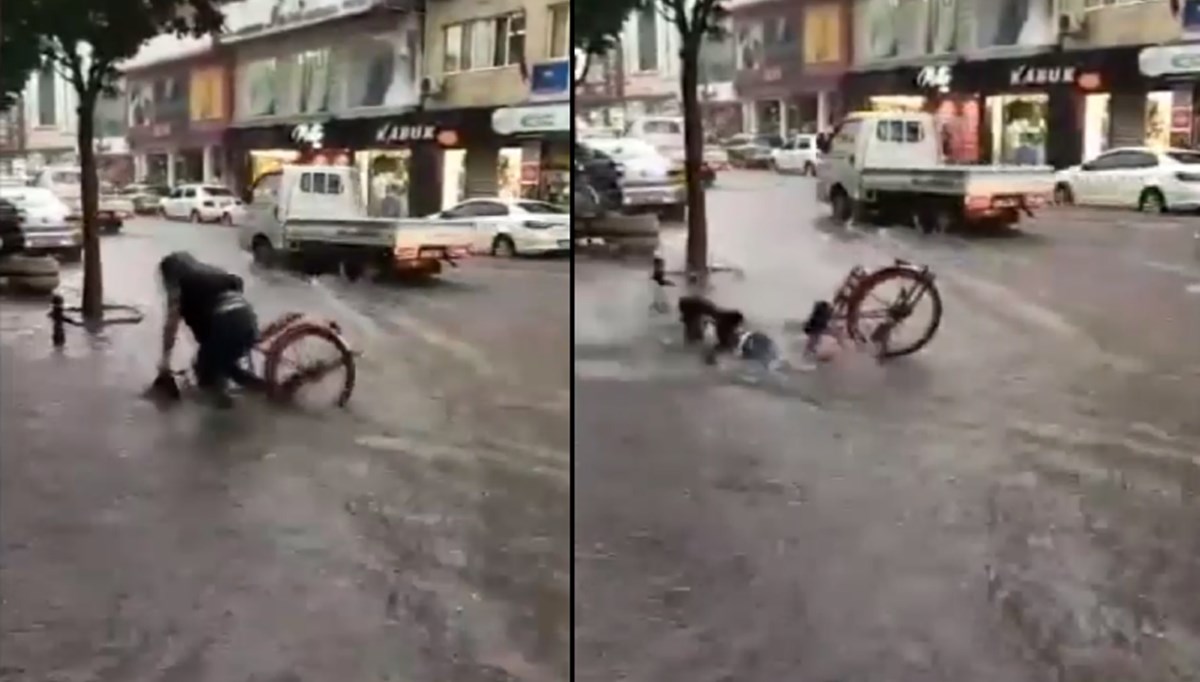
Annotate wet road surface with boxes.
[575,171,1200,681]
[1,218,569,681]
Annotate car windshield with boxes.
[1166,151,1200,164]
[517,201,565,215]
[204,186,234,196]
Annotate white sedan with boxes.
[1054,147,1200,213]
[161,184,241,222]
[771,134,821,175]
[431,198,570,257]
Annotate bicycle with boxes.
[805,258,943,358]
[164,311,358,408]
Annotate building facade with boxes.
[123,34,230,186]
[841,0,1199,169]
[731,0,851,136]
[217,0,569,215]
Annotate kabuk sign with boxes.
[915,65,952,90]
[1010,65,1076,87]
[375,123,437,144]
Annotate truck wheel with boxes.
[251,236,276,266]
[491,235,517,258]
[340,258,365,281]
[915,203,960,235]
[830,189,853,225]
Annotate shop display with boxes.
[358,150,411,217]
[497,149,523,200]
[988,95,1047,165]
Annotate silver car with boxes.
[0,187,82,262]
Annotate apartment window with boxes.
[493,13,525,67]
[548,4,570,59]
[636,5,658,72]
[443,13,525,73]
[444,24,463,72]
[37,66,56,126]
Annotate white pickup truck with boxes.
[816,111,1056,231]
[238,165,474,279]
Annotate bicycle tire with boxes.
[262,322,356,407]
[844,266,943,358]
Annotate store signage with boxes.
[1009,65,1076,87]
[1140,44,1200,77]
[915,65,952,90]
[530,60,570,101]
[375,123,437,144]
[491,105,571,135]
[291,122,325,147]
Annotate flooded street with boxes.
[0,218,569,681]
[575,171,1200,681]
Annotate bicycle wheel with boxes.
[844,266,943,358]
[262,322,356,407]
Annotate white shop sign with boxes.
[1139,44,1200,78]
[491,105,571,135]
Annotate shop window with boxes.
[987,94,1048,165]
[359,150,412,217]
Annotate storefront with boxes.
[843,46,1164,168]
[489,102,571,205]
[1139,43,1200,149]
[226,106,557,217]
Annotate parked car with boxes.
[0,198,27,256]
[429,197,570,257]
[161,184,241,222]
[578,138,686,221]
[704,146,731,171]
[28,166,129,233]
[772,134,821,175]
[1053,147,1200,213]
[121,183,172,214]
[724,133,784,169]
[0,187,82,261]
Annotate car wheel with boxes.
[1054,183,1074,206]
[222,212,233,225]
[491,235,517,258]
[190,210,201,223]
[1138,188,1166,214]
[804,162,816,177]
[768,158,779,172]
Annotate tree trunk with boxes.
[76,93,103,322]
[679,40,707,279]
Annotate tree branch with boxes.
[663,0,691,39]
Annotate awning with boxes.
[1139,44,1200,78]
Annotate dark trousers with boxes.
[193,306,262,392]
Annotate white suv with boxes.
[1054,147,1200,213]
[161,184,241,223]
[772,134,821,175]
